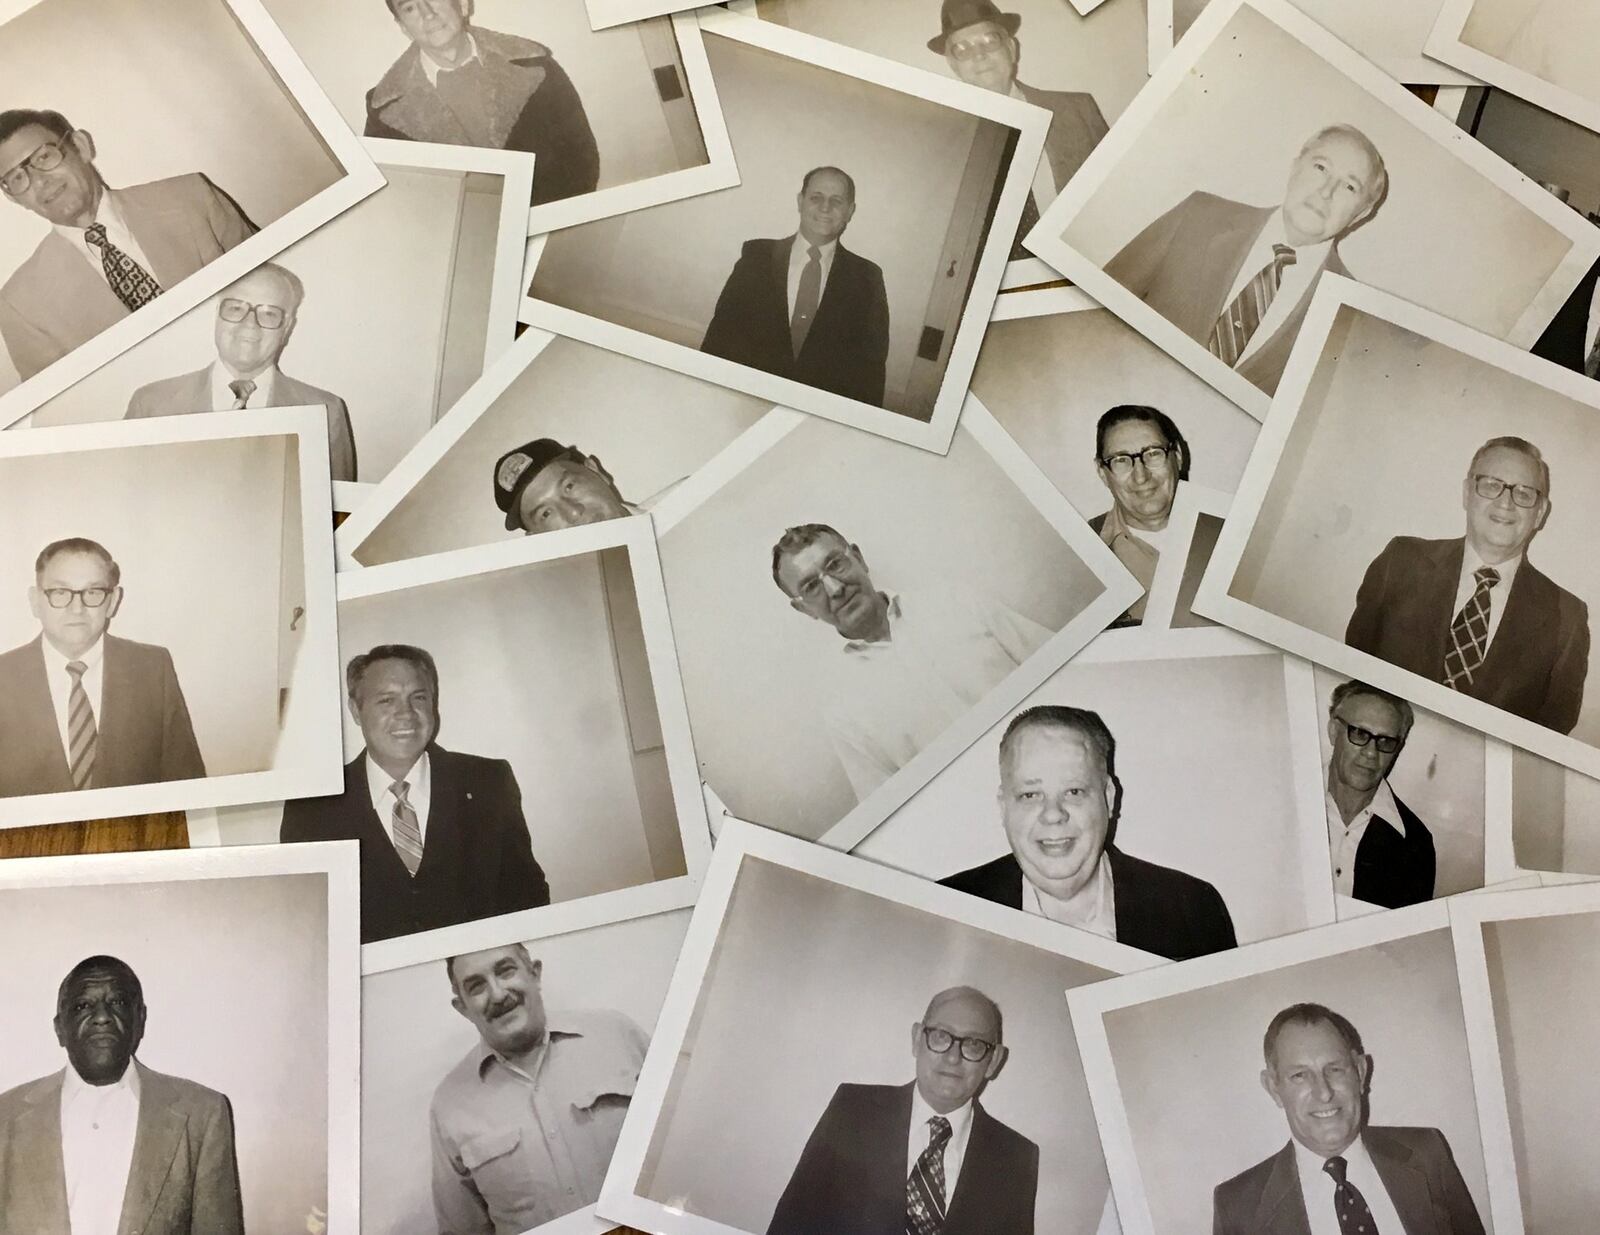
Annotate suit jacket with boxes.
[0,1060,244,1235]
[0,634,205,798]
[1346,535,1590,734]
[940,844,1237,961]
[1016,81,1108,192]
[279,744,550,943]
[766,1081,1038,1235]
[364,28,599,207]
[701,235,891,407]
[125,366,358,482]
[1531,253,1600,374]
[1350,788,1435,909]
[1213,1127,1485,1235]
[1103,191,1348,395]
[0,173,257,381]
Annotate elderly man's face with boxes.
[999,724,1116,901]
[1098,418,1179,531]
[1281,133,1381,247]
[55,964,146,1086]
[911,990,1005,1114]
[1262,1018,1369,1158]
[943,21,1020,93]
[517,455,630,535]
[0,124,102,229]
[215,267,296,378]
[351,658,437,774]
[451,946,548,1056]
[392,0,470,52]
[1327,692,1405,799]
[29,549,121,658]
[1462,445,1547,565]
[796,171,856,248]
[778,533,889,641]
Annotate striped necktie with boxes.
[1444,566,1500,690]
[1209,243,1297,368]
[84,222,162,312]
[65,660,97,790]
[391,780,424,876]
[906,1115,952,1235]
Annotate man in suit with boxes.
[1104,124,1387,396]
[1324,680,1435,909]
[491,437,640,536]
[927,0,1108,260]
[1089,405,1190,628]
[1345,434,1590,734]
[0,538,205,798]
[941,704,1237,960]
[0,954,244,1234]
[280,643,549,943]
[768,985,1038,1235]
[125,263,358,482]
[1532,254,1600,378]
[1214,1002,1485,1235]
[0,108,256,382]
[365,0,599,207]
[701,166,891,407]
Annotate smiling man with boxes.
[1089,405,1191,627]
[767,985,1037,1235]
[280,643,548,943]
[491,437,638,536]
[1214,1003,1485,1235]
[1104,124,1387,395]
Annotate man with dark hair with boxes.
[941,705,1236,960]
[0,537,204,797]
[0,108,256,380]
[364,0,599,207]
[280,642,549,942]
[1346,434,1589,733]
[1089,404,1190,627]
[701,166,891,406]
[1214,1002,1485,1235]
[0,954,244,1233]
[491,437,645,535]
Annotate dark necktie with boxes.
[1444,566,1500,690]
[1010,190,1042,262]
[391,780,424,876]
[1209,243,1297,368]
[65,660,97,791]
[906,1115,952,1235]
[1584,330,1600,380]
[790,243,822,358]
[84,222,163,312]
[1324,1155,1382,1234]
[228,378,257,410]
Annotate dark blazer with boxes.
[1103,191,1349,396]
[701,235,891,407]
[0,173,257,381]
[1213,1127,1485,1235]
[1531,254,1600,374]
[1349,788,1435,909]
[1017,81,1108,192]
[766,1081,1037,1235]
[0,634,205,798]
[279,744,550,943]
[1346,535,1590,734]
[940,844,1237,961]
[0,1060,244,1235]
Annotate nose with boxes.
[1310,1072,1335,1104]
[1491,486,1517,510]
[821,574,846,598]
[1041,797,1066,824]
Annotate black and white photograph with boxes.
[597,819,1154,1235]
[332,327,768,568]
[650,405,1140,848]
[258,0,737,234]
[0,0,382,428]
[0,841,360,1235]
[23,141,530,513]
[1137,480,1229,631]
[1490,742,1600,882]
[1071,903,1497,1235]
[1427,0,1600,136]
[0,409,340,828]
[1026,0,1600,418]
[1196,278,1600,781]
[522,10,1049,451]
[857,626,1334,957]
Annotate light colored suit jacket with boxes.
[0,1060,245,1235]
[0,173,256,381]
[126,366,358,482]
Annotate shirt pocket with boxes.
[459,1128,540,1212]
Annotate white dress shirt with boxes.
[1324,779,1400,898]
[786,236,838,322]
[419,32,481,86]
[1022,851,1117,939]
[366,750,432,846]
[60,1061,142,1235]
[40,635,106,769]
[53,188,157,283]
[906,1090,976,1204]
[209,361,279,410]
[1010,83,1058,212]
[1293,1136,1406,1235]
[1452,545,1522,654]
[1222,211,1333,367]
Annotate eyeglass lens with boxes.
[219,299,287,329]
[950,32,1004,59]
[44,587,112,609]
[1104,445,1172,475]
[1473,474,1540,508]
[1,141,63,196]
[1344,723,1401,754]
[923,1026,994,1061]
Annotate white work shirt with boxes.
[786,236,838,322]
[419,32,481,86]
[1452,545,1522,654]
[54,188,157,284]
[60,1062,141,1235]
[906,1090,975,1205]
[208,361,279,410]
[1325,779,1401,898]
[1294,1137,1406,1235]
[1022,851,1117,939]
[40,635,105,769]
[1010,83,1058,213]
[1222,212,1333,367]
[366,750,432,846]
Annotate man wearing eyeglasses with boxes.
[1323,681,1434,909]
[1345,435,1590,734]
[1089,405,1190,628]
[767,985,1038,1235]
[0,108,256,383]
[0,538,204,798]
[124,264,357,483]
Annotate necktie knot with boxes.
[1271,242,1298,269]
[392,779,411,804]
[1323,1155,1349,1185]
[1474,566,1501,590]
[927,1115,952,1150]
[807,243,821,262]
[84,222,108,247]
[229,378,257,407]
[66,660,87,681]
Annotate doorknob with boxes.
[290,605,304,632]
[946,258,958,278]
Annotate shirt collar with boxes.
[39,631,106,674]
[1327,777,1400,832]
[53,185,125,241]
[211,359,279,404]
[793,234,839,265]
[1023,848,1112,922]
[1264,209,1334,265]
[1291,1132,1376,1191]
[420,32,481,87]
[1462,542,1522,593]
[909,1085,974,1148]
[473,1011,588,1079]
[365,748,429,805]
[61,1057,141,1106]
[841,592,901,654]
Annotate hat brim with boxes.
[926,11,1020,55]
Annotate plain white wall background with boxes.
[1172,0,1455,63]
[0,873,330,1234]
[1232,306,1600,745]
[1510,747,1600,873]
[1101,928,1490,1234]
[637,857,1117,1235]
[1466,88,1600,218]
[361,907,691,1235]
[657,417,1106,839]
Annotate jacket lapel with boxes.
[19,233,128,350]
[1474,556,1549,702]
[1366,1129,1437,1234]
[1196,205,1276,322]
[17,636,73,792]
[119,190,197,288]
[370,49,473,144]
[118,1064,186,1235]
[802,244,856,362]
[97,635,138,788]
[872,1083,916,1229]
[944,1102,999,1231]
[7,1072,71,1233]
[1419,539,1466,678]
[1253,1143,1313,1235]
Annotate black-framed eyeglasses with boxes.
[1339,722,1403,754]
[920,1025,998,1062]
[41,587,114,610]
[218,298,289,330]
[1,139,69,198]
[948,30,1008,60]
[1471,473,1541,509]
[1099,444,1175,477]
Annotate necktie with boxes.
[1324,1155,1381,1235]
[906,1115,952,1235]
[391,780,424,876]
[1010,190,1042,262]
[65,660,97,791]
[228,378,257,410]
[1209,244,1298,368]
[84,222,163,312]
[1584,330,1600,380]
[790,243,822,358]
[1444,566,1500,690]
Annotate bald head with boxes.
[922,985,1003,1041]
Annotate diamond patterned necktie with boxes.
[791,243,822,358]
[228,378,257,410]
[1209,243,1297,368]
[1324,1155,1382,1234]
[84,222,162,312]
[391,780,424,876]
[906,1115,952,1235]
[1444,566,1500,690]
[65,660,97,791]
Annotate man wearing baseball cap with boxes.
[491,439,638,536]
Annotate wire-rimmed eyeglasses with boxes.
[1,139,69,198]
[41,587,114,610]
[1338,723,1402,754]
[1470,473,1542,509]
[218,298,289,330]
[920,1025,998,1062]
[1099,444,1175,477]
[948,30,1009,60]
